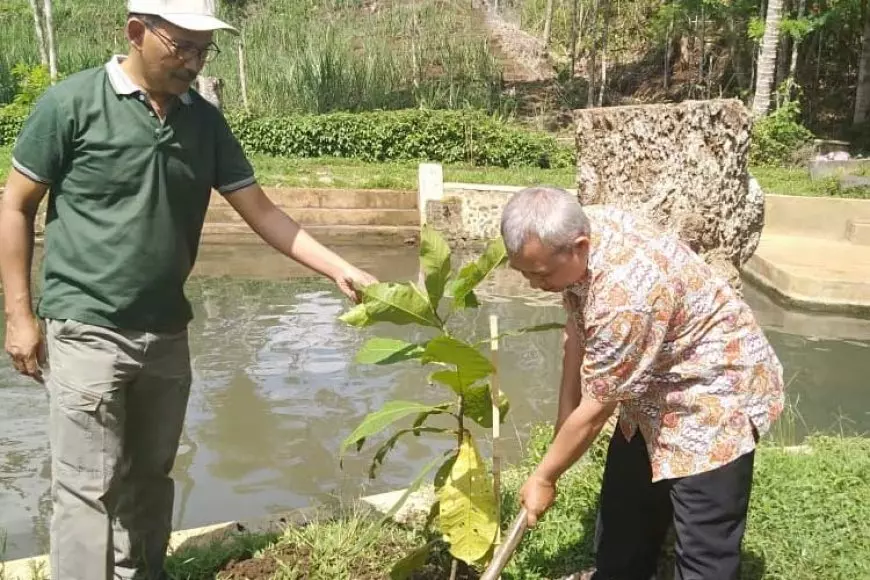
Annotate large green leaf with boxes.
[422,336,494,394]
[474,322,566,347]
[463,383,511,429]
[355,337,425,365]
[362,282,441,329]
[420,225,452,311]
[369,426,450,479]
[495,322,565,341]
[339,303,371,327]
[378,452,449,526]
[428,369,463,394]
[450,237,507,309]
[437,431,499,564]
[390,541,437,580]
[413,403,454,429]
[339,401,446,460]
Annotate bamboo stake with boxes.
[489,314,502,574]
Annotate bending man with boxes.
[502,186,784,579]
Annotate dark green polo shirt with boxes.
[12,57,256,332]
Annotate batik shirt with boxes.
[564,206,785,481]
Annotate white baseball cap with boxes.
[127,0,238,34]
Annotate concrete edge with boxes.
[443,182,527,193]
[743,258,870,318]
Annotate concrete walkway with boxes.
[744,194,870,314]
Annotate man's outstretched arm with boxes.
[224,184,378,302]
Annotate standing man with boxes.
[501,187,784,579]
[0,2,377,578]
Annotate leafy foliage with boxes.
[339,225,562,575]
[227,109,573,168]
[0,104,24,146]
[750,95,815,167]
[0,105,573,167]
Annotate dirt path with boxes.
[475,1,577,132]
[477,0,555,83]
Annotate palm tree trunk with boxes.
[587,0,600,108]
[28,0,48,66]
[789,0,806,78]
[43,0,58,83]
[598,0,610,106]
[543,0,555,49]
[751,0,783,115]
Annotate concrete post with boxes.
[418,163,444,226]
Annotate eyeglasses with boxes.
[144,21,221,64]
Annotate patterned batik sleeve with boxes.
[581,299,673,403]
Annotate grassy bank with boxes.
[751,166,870,200]
[150,426,870,580]
[0,146,576,190]
[4,144,870,197]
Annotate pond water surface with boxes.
[1,243,868,560]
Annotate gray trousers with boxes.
[44,318,191,580]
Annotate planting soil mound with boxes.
[216,525,481,579]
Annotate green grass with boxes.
[0,146,576,190]
[498,425,870,580]
[7,143,870,197]
[750,165,870,199]
[249,153,576,190]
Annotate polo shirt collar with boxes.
[105,55,192,106]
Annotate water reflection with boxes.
[1,245,868,560]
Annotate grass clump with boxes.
[751,166,870,200]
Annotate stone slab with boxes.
[257,187,418,210]
[762,194,870,240]
[205,207,420,227]
[199,224,420,246]
[744,234,870,315]
[808,158,870,180]
[846,220,870,245]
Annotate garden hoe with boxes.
[480,506,591,580]
[480,506,529,580]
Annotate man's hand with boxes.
[520,473,557,528]
[5,313,45,383]
[335,265,378,303]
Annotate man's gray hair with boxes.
[500,186,591,254]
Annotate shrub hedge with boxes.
[0,106,574,169]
